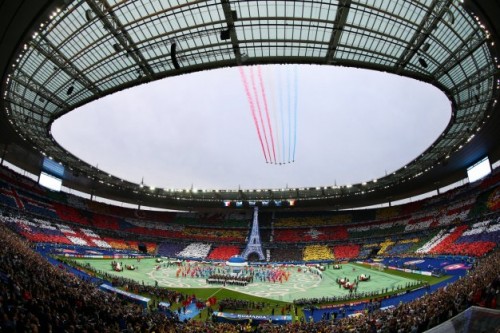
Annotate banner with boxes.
[212,311,292,325]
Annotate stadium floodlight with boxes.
[85,9,94,22]
[418,57,428,68]
[66,84,74,95]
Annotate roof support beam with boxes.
[29,36,102,97]
[449,63,497,96]
[395,0,453,73]
[455,113,481,124]
[11,71,68,110]
[220,0,243,64]
[326,0,351,63]
[432,28,486,79]
[7,95,47,118]
[85,0,155,79]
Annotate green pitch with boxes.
[72,258,426,302]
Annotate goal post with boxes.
[371,263,385,271]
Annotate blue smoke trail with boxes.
[287,67,292,163]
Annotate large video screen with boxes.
[39,171,62,192]
[467,156,491,183]
[42,157,65,178]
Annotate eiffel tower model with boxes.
[241,206,266,261]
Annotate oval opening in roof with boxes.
[51,65,450,190]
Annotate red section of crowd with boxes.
[207,246,241,260]
[274,226,348,242]
[430,225,469,254]
[333,244,360,260]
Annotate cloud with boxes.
[51,65,450,190]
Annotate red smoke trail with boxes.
[249,66,272,163]
[239,67,269,162]
[257,65,277,164]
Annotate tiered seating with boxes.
[157,242,187,257]
[430,199,473,227]
[56,224,115,248]
[274,213,352,227]
[53,203,90,225]
[479,168,500,189]
[80,228,111,248]
[444,219,500,256]
[428,225,469,255]
[0,167,44,194]
[182,226,246,242]
[333,244,360,260]
[2,215,159,251]
[176,242,211,259]
[270,248,303,262]
[260,229,272,242]
[468,187,498,218]
[5,217,71,244]
[348,219,407,239]
[100,218,246,243]
[92,213,121,230]
[400,200,423,216]
[147,242,158,253]
[0,186,18,208]
[173,212,251,228]
[486,187,500,211]
[102,237,131,250]
[207,246,241,260]
[1,163,500,260]
[358,243,380,258]
[274,226,348,243]
[377,239,395,255]
[384,238,420,256]
[121,239,156,253]
[375,206,401,220]
[302,245,334,261]
[59,224,89,246]
[415,230,447,254]
[441,241,497,256]
[457,220,500,243]
[404,219,433,233]
[21,196,59,219]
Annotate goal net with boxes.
[371,263,386,271]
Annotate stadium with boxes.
[0,0,499,332]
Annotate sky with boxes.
[51,65,451,191]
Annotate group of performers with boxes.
[206,274,251,286]
[111,261,123,272]
[336,273,371,291]
[111,261,137,272]
[170,262,294,285]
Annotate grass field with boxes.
[67,257,453,321]
[72,258,447,303]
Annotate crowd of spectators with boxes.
[206,246,241,261]
[0,223,175,332]
[303,245,334,261]
[176,242,212,259]
[218,299,266,311]
[270,248,303,262]
[1,219,499,332]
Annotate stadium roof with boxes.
[1,0,499,210]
